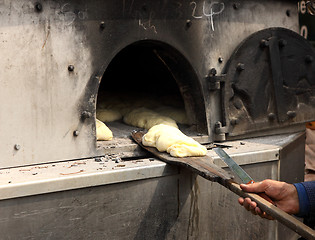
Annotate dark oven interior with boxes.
[96,41,208,146]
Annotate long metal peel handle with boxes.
[221,180,315,240]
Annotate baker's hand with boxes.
[238,179,299,220]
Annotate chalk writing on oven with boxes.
[137,11,158,34]
[190,1,225,31]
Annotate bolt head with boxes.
[268,113,276,121]
[233,3,239,9]
[260,39,269,48]
[286,9,291,17]
[73,130,80,136]
[81,111,91,119]
[209,68,217,76]
[218,57,223,63]
[14,144,21,150]
[68,65,74,72]
[287,111,296,118]
[186,20,192,29]
[279,39,287,48]
[236,63,245,71]
[35,2,42,12]
[305,55,314,64]
[100,21,105,29]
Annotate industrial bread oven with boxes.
[0,0,314,239]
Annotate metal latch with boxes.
[214,121,228,141]
[206,68,226,91]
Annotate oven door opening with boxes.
[96,41,208,158]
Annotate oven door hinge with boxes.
[206,71,226,91]
[214,121,228,141]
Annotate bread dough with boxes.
[96,119,113,141]
[155,106,189,125]
[123,107,178,129]
[96,109,122,122]
[142,124,207,157]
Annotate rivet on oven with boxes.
[81,111,92,120]
[260,39,269,48]
[218,57,223,63]
[287,111,296,118]
[68,65,75,72]
[305,55,314,64]
[230,118,239,126]
[278,39,287,48]
[233,3,239,10]
[186,20,192,29]
[268,113,276,121]
[73,130,80,137]
[14,144,21,151]
[209,68,217,76]
[100,21,106,30]
[286,9,291,17]
[236,63,245,71]
[35,2,42,12]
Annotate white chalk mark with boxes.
[190,1,225,31]
[190,2,202,19]
[138,11,157,34]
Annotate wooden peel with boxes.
[131,131,315,240]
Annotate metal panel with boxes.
[0,0,299,168]
[0,132,304,239]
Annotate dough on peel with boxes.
[96,119,113,141]
[96,109,122,122]
[142,124,207,157]
[167,142,207,157]
[123,107,178,129]
[142,124,182,148]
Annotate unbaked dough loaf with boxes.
[155,106,189,125]
[142,124,207,157]
[96,119,113,141]
[96,109,122,122]
[123,107,178,129]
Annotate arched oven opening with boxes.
[96,40,208,148]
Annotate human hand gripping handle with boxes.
[238,179,299,220]
[223,180,315,239]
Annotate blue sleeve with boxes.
[294,183,310,217]
[300,181,315,217]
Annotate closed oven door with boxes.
[216,28,315,139]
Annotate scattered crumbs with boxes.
[52,165,56,167]
[36,166,48,169]
[240,142,245,145]
[68,162,86,168]
[95,158,102,162]
[8,181,11,183]
[116,164,125,167]
[19,168,33,171]
[32,173,38,175]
